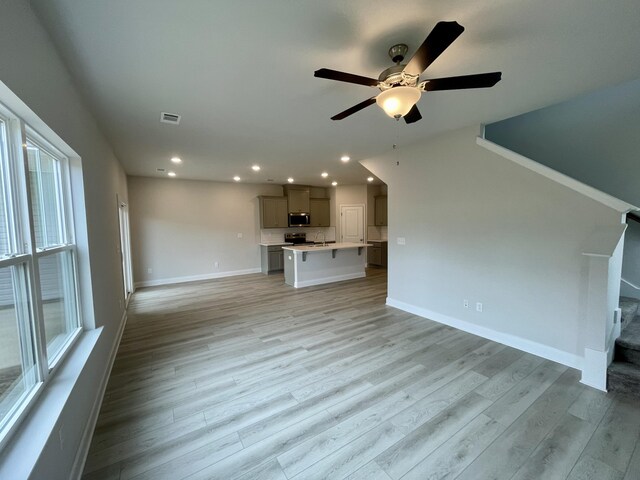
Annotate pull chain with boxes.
[394,118,400,166]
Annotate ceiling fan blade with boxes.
[331,97,377,120]
[404,21,465,77]
[424,72,502,91]
[315,68,379,87]
[404,105,422,124]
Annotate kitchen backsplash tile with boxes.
[367,226,388,241]
[260,226,336,244]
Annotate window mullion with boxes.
[53,159,66,244]
[14,120,48,382]
[11,262,37,386]
[34,149,49,247]
[5,118,24,256]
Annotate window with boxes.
[0,105,81,446]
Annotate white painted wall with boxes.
[128,176,283,286]
[0,1,128,478]
[362,126,622,366]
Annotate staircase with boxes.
[608,297,640,395]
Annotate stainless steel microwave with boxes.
[288,213,310,227]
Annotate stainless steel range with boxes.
[284,233,310,245]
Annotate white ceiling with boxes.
[30,0,640,187]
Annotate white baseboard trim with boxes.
[581,347,608,392]
[294,272,366,288]
[70,310,128,479]
[135,268,262,288]
[386,297,583,371]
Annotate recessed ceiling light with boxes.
[332,181,338,186]
[321,172,329,178]
[367,176,374,182]
[167,171,176,177]
[171,156,182,164]
[287,177,294,183]
[252,165,261,171]
[233,176,241,182]
[341,155,350,162]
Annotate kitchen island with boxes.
[282,242,371,288]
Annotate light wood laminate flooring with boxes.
[83,269,640,480]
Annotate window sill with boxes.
[0,327,102,478]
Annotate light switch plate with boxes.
[397,237,406,245]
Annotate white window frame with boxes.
[0,100,82,451]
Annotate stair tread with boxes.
[620,296,640,307]
[616,315,640,351]
[608,361,640,376]
[620,296,640,326]
[608,361,640,396]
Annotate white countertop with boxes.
[282,242,372,252]
[259,242,293,246]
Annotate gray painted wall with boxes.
[485,78,640,209]
[128,176,283,285]
[622,220,640,299]
[0,1,128,478]
[362,126,622,362]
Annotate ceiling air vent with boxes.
[160,112,181,125]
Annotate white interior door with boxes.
[118,200,133,299]
[340,205,364,243]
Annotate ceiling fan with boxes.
[314,21,502,124]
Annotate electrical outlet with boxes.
[463,299,469,308]
[476,302,483,312]
[214,261,219,268]
[237,233,243,239]
[397,237,406,245]
[147,268,152,274]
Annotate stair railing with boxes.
[622,278,640,291]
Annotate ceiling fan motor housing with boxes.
[388,43,408,64]
[378,64,419,90]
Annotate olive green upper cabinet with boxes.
[309,198,330,227]
[374,195,387,226]
[287,188,310,213]
[260,196,288,228]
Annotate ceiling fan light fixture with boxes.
[376,86,421,118]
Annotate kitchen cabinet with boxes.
[260,196,288,228]
[287,188,310,213]
[261,245,285,273]
[309,198,330,227]
[374,195,387,226]
[367,240,388,267]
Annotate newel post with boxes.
[580,225,626,391]
[581,253,611,390]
